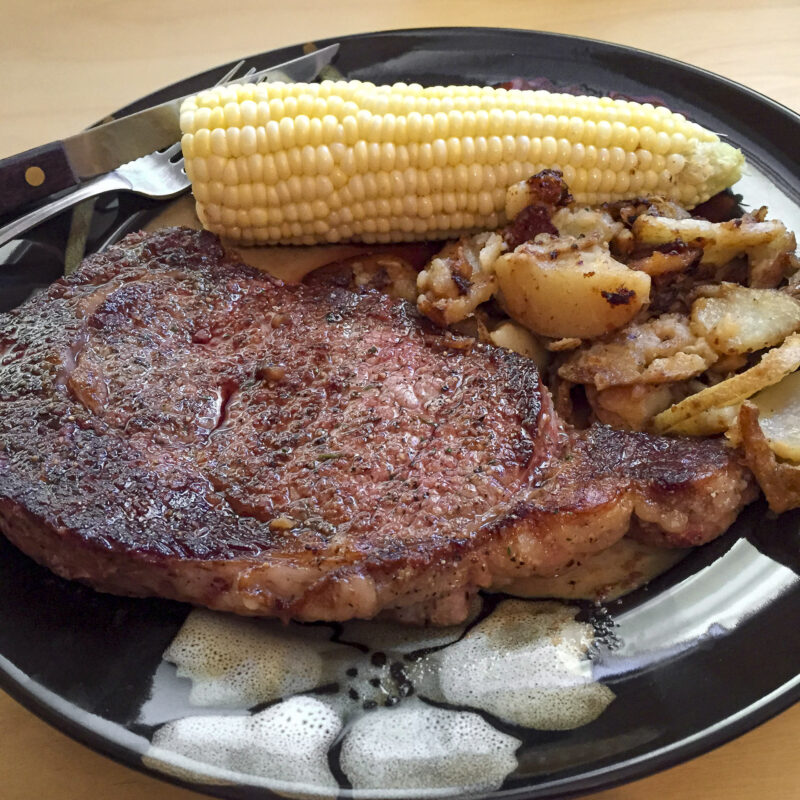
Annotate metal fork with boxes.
[0,62,256,249]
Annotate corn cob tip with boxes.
[683,139,745,200]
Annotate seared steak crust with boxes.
[0,228,754,623]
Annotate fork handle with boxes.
[0,172,129,249]
[0,142,81,217]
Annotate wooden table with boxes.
[1,1,798,798]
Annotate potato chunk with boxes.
[632,215,783,264]
[632,213,796,287]
[750,370,800,462]
[662,404,740,437]
[551,207,622,243]
[417,232,505,326]
[587,383,678,431]
[691,283,800,355]
[504,169,572,221]
[494,236,651,339]
[559,313,717,390]
[738,402,800,513]
[653,333,800,433]
[489,321,550,370]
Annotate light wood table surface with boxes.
[1,1,798,798]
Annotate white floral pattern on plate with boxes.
[143,598,614,796]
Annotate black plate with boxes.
[1,27,798,800]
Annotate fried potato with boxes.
[317,254,419,302]
[494,236,651,339]
[504,171,572,221]
[660,404,740,437]
[749,370,800,462]
[551,207,623,243]
[588,383,677,432]
[505,180,532,220]
[489,321,550,370]
[546,337,582,352]
[632,213,796,288]
[652,333,800,432]
[417,232,505,326]
[632,214,788,265]
[627,246,702,277]
[559,313,717,390]
[748,223,798,288]
[618,198,692,225]
[690,283,800,355]
[738,402,800,513]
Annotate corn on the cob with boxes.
[179,79,744,245]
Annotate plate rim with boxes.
[111,26,800,125]
[1,651,797,800]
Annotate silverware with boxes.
[0,143,192,249]
[0,62,259,249]
[0,44,339,217]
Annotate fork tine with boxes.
[162,141,183,159]
[216,60,246,85]
[116,61,258,191]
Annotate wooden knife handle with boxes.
[0,142,79,217]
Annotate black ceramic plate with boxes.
[1,27,799,800]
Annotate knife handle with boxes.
[0,142,79,217]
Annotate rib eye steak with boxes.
[0,228,755,624]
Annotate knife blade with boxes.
[0,44,339,218]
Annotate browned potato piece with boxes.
[494,236,651,339]
[632,213,796,287]
[308,254,421,302]
[631,214,787,265]
[750,370,800,461]
[551,207,622,243]
[417,232,505,326]
[690,283,800,355]
[560,313,717,390]
[505,179,535,220]
[588,384,677,431]
[662,404,740,437]
[626,244,703,277]
[489,321,550,370]
[653,333,800,432]
[738,402,800,513]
